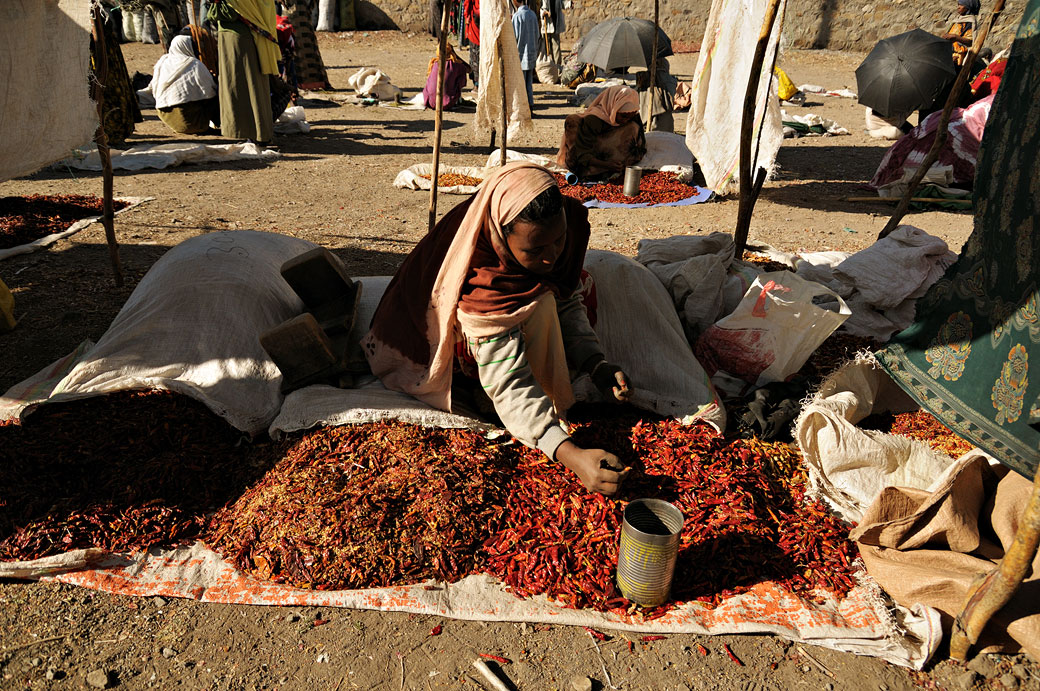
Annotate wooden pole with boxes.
[428,4,451,233]
[878,0,1006,239]
[950,466,1040,660]
[644,0,660,127]
[499,38,507,166]
[733,0,783,257]
[90,5,124,288]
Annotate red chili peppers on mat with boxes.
[1,394,863,617]
[0,194,129,249]
[553,172,700,206]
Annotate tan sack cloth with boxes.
[851,456,1040,656]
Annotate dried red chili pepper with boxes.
[696,644,709,656]
[723,644,743,666]
[583,627,609,641]
[478,653,510,664]
[430,624,442,636]
[641,635,666,643]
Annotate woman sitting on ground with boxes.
[151,35,220,135]
[556,85,646,181]
[422,43,471,110]
[364,163,633,496]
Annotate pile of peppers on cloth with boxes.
[1,388,971,615]
[0,194,129,249]
[553,171,701,206]
[203,411,863,613]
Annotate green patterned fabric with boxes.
[876,0,1040,480]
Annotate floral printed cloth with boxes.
[876,0,1040,481]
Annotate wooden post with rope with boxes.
[90,3,124,288]
[733,0,783,257]
[499,38,508,166]
[644,0,660,128]
[428,4,451,233]
[877,0,1006,239]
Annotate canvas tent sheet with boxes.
[0,0,97,182]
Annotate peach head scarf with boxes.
[362,162,591,411]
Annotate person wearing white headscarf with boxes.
[152,35,219,135]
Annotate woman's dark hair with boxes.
[503,185,564,236]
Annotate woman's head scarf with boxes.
[427,43,468,76]
[583,85,640,126]
[957,0,981,14]
[363,162,591,410]
[151,35,217,109]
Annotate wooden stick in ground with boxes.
[190,0,200,26]
[733,0,783,256]
[427,3,451,233]
[644,0,660,127]
[950,465,1040,660]
[498,38,507,166]
[877,0,1006,239]
[90,6,124,287]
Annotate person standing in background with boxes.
[943,0,980,66]
[281,0,332,90]
[538,0,564,65]
[465,0,481,89]
[511,0,539,109]
[208,0,281,144]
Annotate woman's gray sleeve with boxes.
[556,290,604,371]
[467,328,571,458]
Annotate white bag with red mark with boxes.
[694,271,851,391]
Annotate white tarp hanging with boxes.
[473,0,532,138]
[685,0,787,195]
[0,0,97,182]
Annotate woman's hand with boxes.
[555,441,630,495]
[591,361,632,402]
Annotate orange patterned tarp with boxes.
[0,542,941,668]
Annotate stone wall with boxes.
[357,0,1023,54]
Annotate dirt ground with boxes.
[0,31,1025,691]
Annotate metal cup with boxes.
[616,498,683,606]
[622,166,643,197]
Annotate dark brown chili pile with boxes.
[0,194,130,250]
[0,391,282,560]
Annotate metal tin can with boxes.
[564,171,579,185]
[622,166,643,197]
[616,498,683,606]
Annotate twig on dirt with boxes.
[2,634,66,653]
[397,651,405,690]
[589,633,621,690]
[471,660,510,691]
[796,645,835,679]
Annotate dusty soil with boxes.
[0,31,1023,691]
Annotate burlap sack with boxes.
[851,456,1040,656]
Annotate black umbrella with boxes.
[856,29,957,117]
[577,17,672,71]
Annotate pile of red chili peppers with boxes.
[554,172,700,206]
[2,392,861,613]
[0,194,129,250]
[888,411,976,458]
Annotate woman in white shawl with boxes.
[152,35,219,135]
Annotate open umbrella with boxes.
[577,17,672,71]
[856,29,957,117]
